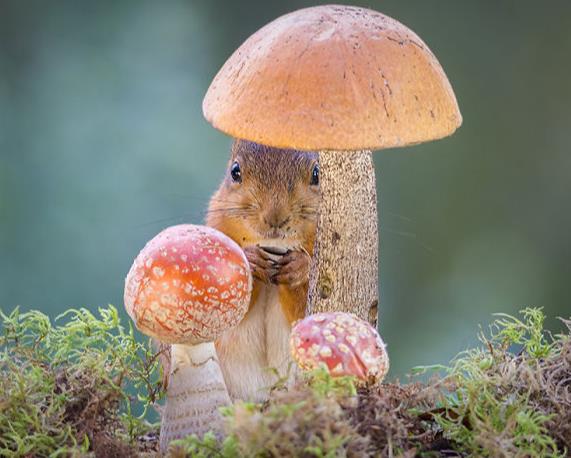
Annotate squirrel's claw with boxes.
[272,250,310,288]
[244,245,278,284]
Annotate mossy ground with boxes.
[1,307,569,457]
[0,306,162,457]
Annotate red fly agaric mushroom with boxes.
[203,5,462,326]
[124,224,252,451]
[290,312,389,384]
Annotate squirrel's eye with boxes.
[230,161,242,183]
[310,163,319,186]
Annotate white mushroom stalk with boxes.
[160,342,229,450]
[124,224,252,452]
[290,312,389,385]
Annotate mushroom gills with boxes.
[159,342,231,452]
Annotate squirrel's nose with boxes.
[263,209,290,229]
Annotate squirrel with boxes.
[158,139,319,402]
[208,139,319,401]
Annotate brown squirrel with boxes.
[208,139,319,401]
[158,139,319,402]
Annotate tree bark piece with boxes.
[159,342,231,453]
[308,150,379,326]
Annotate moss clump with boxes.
[1,306,569,457]
[228,370,368,457]
[171,308,570,457]
[0,306,162,457]
[429,308,571,457]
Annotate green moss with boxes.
[173,308,570,457]
[0,306,162,457]
[169,368,366,458]
[426,308,570,457]
[1,306,569,457]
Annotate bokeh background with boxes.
[1,0,570,378]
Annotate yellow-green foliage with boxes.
[430,308,570,457]
[169,368,366,458]
[0,306,162,457]
[172,308,571,458]
[1,306,569,457]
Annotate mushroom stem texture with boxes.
[308,150,379,326]
[159,342,231,453]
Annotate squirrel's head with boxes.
[207,140,319,251]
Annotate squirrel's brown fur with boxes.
[207,140,318,321]
[157,140,319,401]
[207,140,318,401]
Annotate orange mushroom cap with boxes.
[290,312,389,383]
[203,4,461,151]
[124,224,252,344]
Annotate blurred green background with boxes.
[1,0,570,378]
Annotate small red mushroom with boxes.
[290,312,389,384]
[124,224,251,344]
[124,224,252,451]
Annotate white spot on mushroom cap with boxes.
[332,363,344,375]
[152,266,165,278]
[346,334,358,346]
[308,343,320,357]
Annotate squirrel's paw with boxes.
[272,250,310,288]
[244,245,278,284]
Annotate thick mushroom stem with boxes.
[308,150,379,326]
[159,342,231,453]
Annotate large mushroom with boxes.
[124,224,252,451]
[203,5,461,325]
